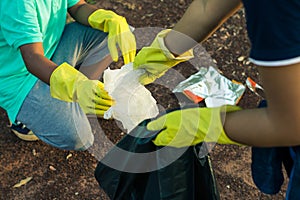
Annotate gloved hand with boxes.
[133,29,194,85]
[147,105,243,147]
[88,9,136,64]
[50,62,113,117]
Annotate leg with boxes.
[80,55,113,80]
[51,22,113,79]
[17,80,93,150]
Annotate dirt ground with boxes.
[0,0,289,199]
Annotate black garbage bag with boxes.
[95,119,220,200]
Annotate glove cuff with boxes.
[156,29,194,61]
[217,105,244,145]
[50,62,87,102]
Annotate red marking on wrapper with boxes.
[247,77,257,88]
[246,77,265,98]
[183,89,204,104]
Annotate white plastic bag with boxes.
[103,63,159,132]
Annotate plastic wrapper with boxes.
[173,66,246,107]
[103,63,159,132]
[246,77,265,99]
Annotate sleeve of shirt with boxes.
[68,0,80,8]
[0,0,43,49]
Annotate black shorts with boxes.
[242,0,300,65]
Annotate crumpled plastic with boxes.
[103,63,159,132]
[173,66,246,107]
[245,77,265,99]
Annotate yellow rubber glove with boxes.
[88,9,136,64]
[50,62,113,117]
[147,105,243,147]
[133,29,194,85]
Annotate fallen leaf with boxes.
[13,177,33,188]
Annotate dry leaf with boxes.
[13,177,33,188]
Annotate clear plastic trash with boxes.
[173,66,246,107]
[103,63,159,132]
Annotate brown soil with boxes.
[0,0,289,199]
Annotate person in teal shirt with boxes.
[0,0,136,150]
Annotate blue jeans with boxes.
[16,22,110,150]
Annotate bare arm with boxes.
[20,43,57,84]
[68,0,98,26]
[19,1,100,84]
[165,0,242,55]
[225,62,300,147]
[160,0,300,147]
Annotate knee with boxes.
[37,122,94,151]
[74,131,94,151]
[63,125,94,151]
[73,137,94,151]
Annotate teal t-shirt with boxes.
[0,0,79,122]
